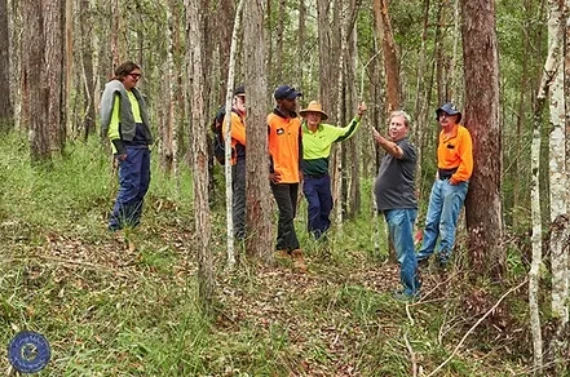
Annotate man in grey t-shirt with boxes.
[373,110,419,300]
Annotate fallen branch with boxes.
[404,331,418,377]
[426,279,528,377]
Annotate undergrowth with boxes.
[0,133,531,376]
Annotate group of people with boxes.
[101,61,473,301]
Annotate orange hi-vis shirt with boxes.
[268,109,302,184]
[437,124,473,184]
[221,111,246,165]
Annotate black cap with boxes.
[274,85,303,100]
[233,85,245,96]
[436,102,462,122]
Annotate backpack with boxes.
[211,106,243,165]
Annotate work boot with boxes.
[291,249,307,272]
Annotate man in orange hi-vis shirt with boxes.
[417,103,473,270]
[268,85,306,271]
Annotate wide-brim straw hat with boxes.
[300,101,328,120]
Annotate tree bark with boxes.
[528,14,561,369]
[44,0,66,152]
[79,0,95,141]
[275,0,286,84]
[186,0,214,308]
[64,0,73,139]
[245,0,273,263]
[0,0,14,131]
[373,0,399,112]
[296,0,306,88]
[547,0,568,330]
[461,0,504,278]
[223,0,245,268]
[23,0,51,162]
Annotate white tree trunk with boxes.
[223,0,244,269]
[548,0,568,326]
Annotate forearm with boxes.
[376,135,402,158]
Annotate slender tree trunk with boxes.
[44,0,66,152]
[218,0,235,102]
[448,0,461,103]
[245,0,273,263]
[317,0,334,113]
[547,0,568,328]
[373,0,399,112]
[529,15,562,370]
[223,0,245,268]
[436,0,447,105]
[111,0,120,71]
[414,0,430,192]
[0,0,14,131]
[64,0,73,139]
[462,0,504,279]
[162,0,176,174]
[186,0,214,308]
[23,0,51,162]
[80,0,95,141]
[275,0,286,84]
[296,0,306,88]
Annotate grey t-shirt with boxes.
[374,138,417,211]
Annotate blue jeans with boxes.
[302,175,333,239]
[417,179,468,264]
[109,147,151,230]
[384,208,419,296]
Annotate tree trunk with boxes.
[528,15,561,370]
[317,0,335,113]
[296,0,306,88]
[373,0,399,112]
[162,0,176,174]
[217,0,235,102]
[0,0,14,131]
[223,0,245,268]
[79,0,95,141]
[448,0,461,103]
[23,0,51,162]
[461,0,504,279]
[275,0,286,84]
[111,0,120,71]
[64,0,73,139]
[186,0,214,308]
[245,0,273,263]
[547,0,568,327]
[44,0,66,152]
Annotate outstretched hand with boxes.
[357,102,367,117]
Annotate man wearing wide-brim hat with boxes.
[300,100,367,240]
[417,102,473,270]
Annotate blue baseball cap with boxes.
[436,102,462,122]
[274,85,303,100]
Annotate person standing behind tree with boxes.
[267,85,305,270]
[100,61,153,232]
[300,100,367,239]
[416,103,473,269]
[373,111,419,300]
[220,86,247,241]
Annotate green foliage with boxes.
[0,133,532,375]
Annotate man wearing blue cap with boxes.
[417,103,473,270]
[267,85,306,270]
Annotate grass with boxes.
[0,133,532,376]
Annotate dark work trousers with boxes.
[109,146,151,230]
[232,159,247,240]
[271,183,300,251]
[302,174,333,239]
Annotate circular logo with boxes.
[7,331,51,374]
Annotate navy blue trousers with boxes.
[302,175,333,239]
[109,147,151,230]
